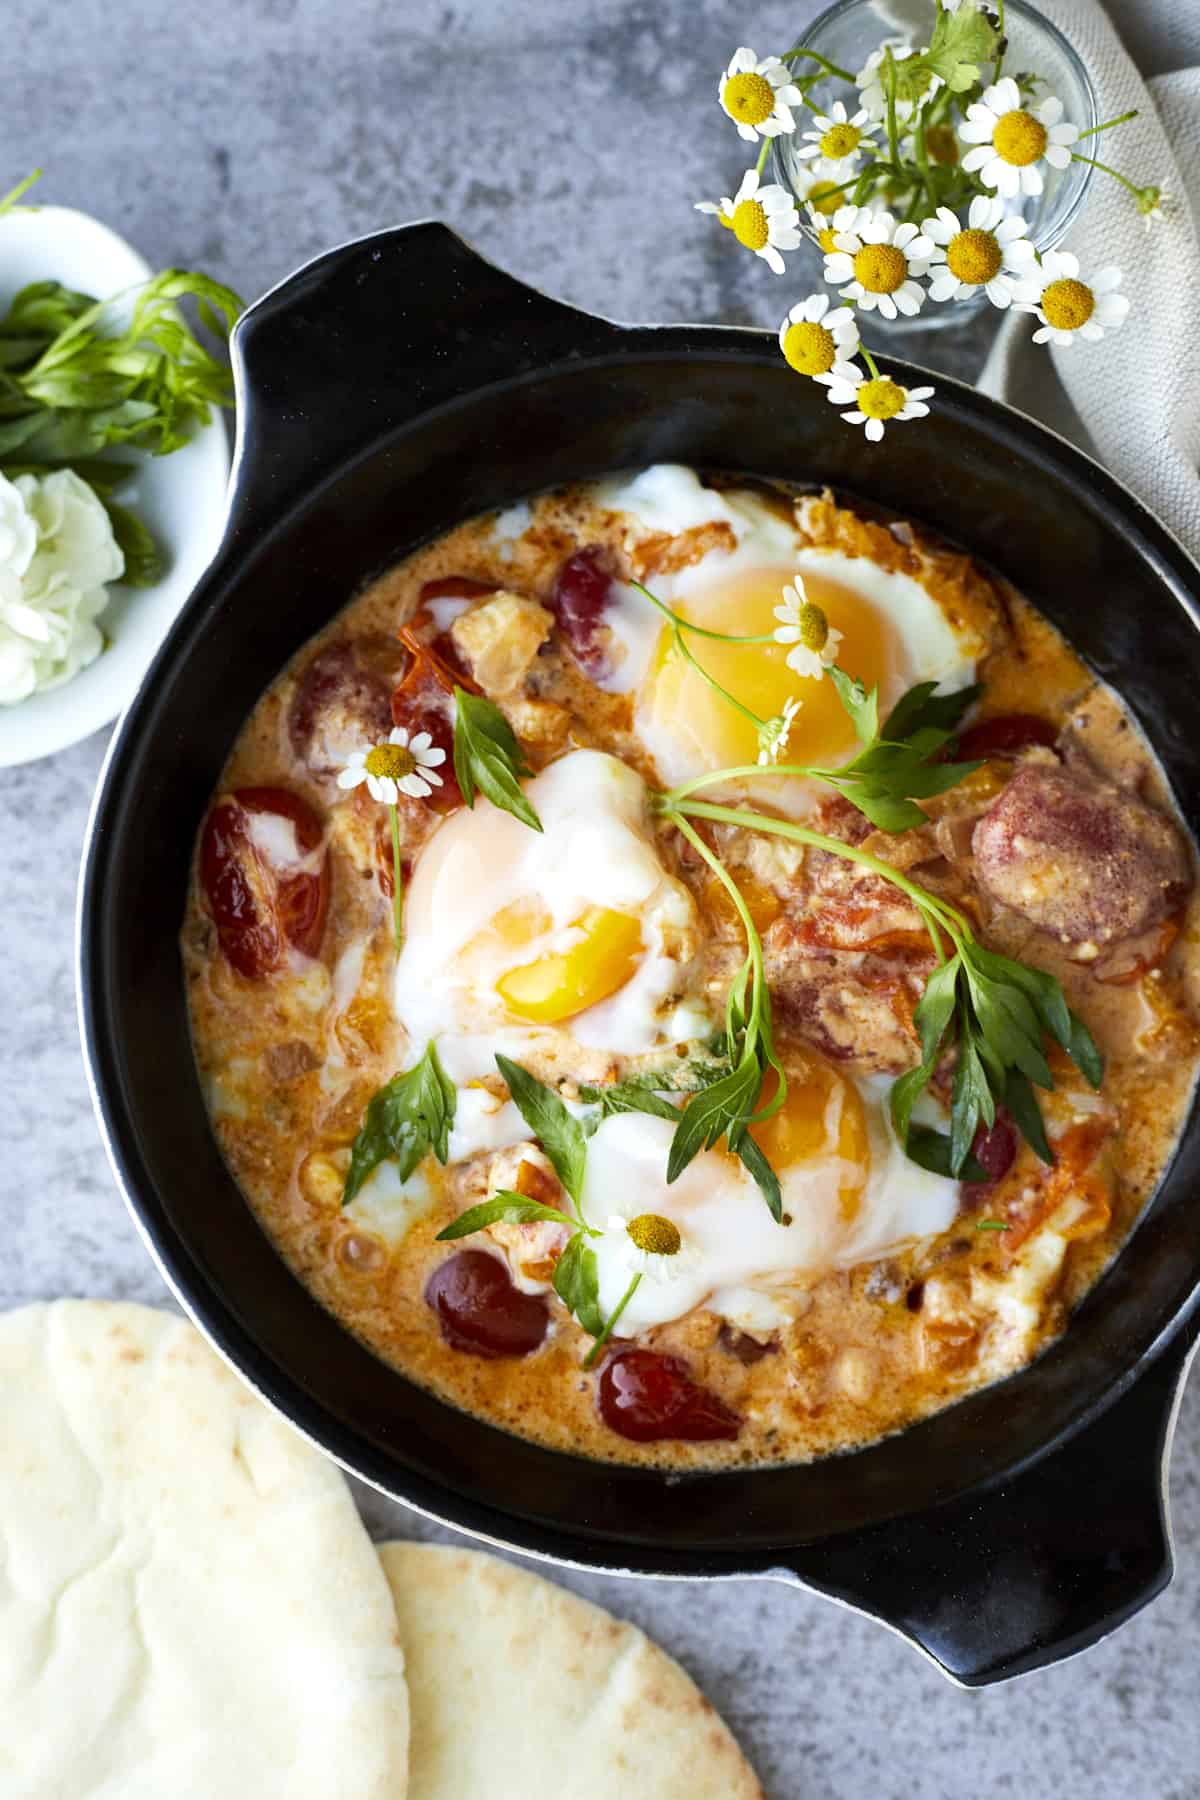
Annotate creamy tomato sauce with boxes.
[183,472,1200,1470]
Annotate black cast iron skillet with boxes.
[79,223,1200,1686]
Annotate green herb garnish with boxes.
[342,1041,456,1205]
[452,688,543,832]
[494,1054,587,1205]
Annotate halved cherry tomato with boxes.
[955,714,1059,761]
[962,1111,1018,1198]
[200,786,329,977]
[598,1348,741,1443]
[549,547,614,678]
[425,1250,549,1357]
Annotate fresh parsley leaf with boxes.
[343,1041,456,1205]
[581,1083,681,1122]
[552,1233,605,1337]
[100,497,164,587]
[881,680,982,742]
[894,2,1001,98]
[452,688,542,832]
[907,1124,988,1183]
[1003,1069,1054,1167]
[436,1190,577,1241]
[975,1218,1012,1232]
[819,674,982,833]
[665,1055,761,1184]
[1067,1008,1104,1089]
[495,1054,588,1204]
[582,1272,642,1369]
[950,1007,994,1175]
[828,665,879,746]
[731,1127,783,1222]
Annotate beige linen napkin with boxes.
[977,0,1200,562]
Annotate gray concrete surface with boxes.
[4,2,1197,1794]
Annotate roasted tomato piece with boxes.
[962,1111,1018,1200]
[288,641,394,775]
[598,1348,741,1443]
[200,786,329,977]
[390,627,465,810]
[549,547,614,678]
[955,714,1059,761]
[425,1250,549,1357]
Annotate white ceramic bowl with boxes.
[0,205,231,767]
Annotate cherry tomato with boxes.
[598,1348,741,1443]
[200,786,329,977]
[549,548,613,678]
[956,715,1059,761]
[963,1111,1018,1197]
[425,1250,549,1357]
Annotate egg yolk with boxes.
[485,899,645,1023]
[643,565,898,774]
[749,1060,869,1217]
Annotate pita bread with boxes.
[379,1542,763,1799]
[0,1302,408,1799]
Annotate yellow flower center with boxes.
[808,180,842,218]
[992,109,1048,167]
[946,227,1002,286]
[365,743,416,780]
[1040,276,1095,331]
[731,198,770,251]
[925,123,959,166]
[820,122,862,159]
[782,320,836,377]
[817,225,840,253]
[627,1213,682,1256]
[723,70,775,127]
[853,242,907,294]
[796,601,830,650]
[857,377,906,421]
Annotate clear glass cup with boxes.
[771,0,1097,335]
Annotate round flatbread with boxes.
[379,1542,763,1799]
[0,1301,408,1799]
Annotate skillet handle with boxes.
[774,1319,1199,1686]
[224,221,620,540]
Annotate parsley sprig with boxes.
[342,1040,456,1205]
[663,672,983,834]
[657,792,1103,1178]
[452,688,543,832]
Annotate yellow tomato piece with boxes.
[496,906,644,1023]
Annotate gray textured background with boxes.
[4,2,1199,1794]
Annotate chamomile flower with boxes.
[804,200,866,255]
[799,165,852,225]
[774,583,843,679]
[958,77,1079,199]
[337,726,446,805]
[823,210,933,319]
[606,1214,697,1283]
[1137,185,1167,229]
[695,168,802,274]
[820,365,934,442]
[856,41,941,123]
[1012,251,1128,345]
[719,48,803,141]
[757,694,803,765]
[922,195,1036,307]
[797,101,880,170]
[777,292,860,376]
